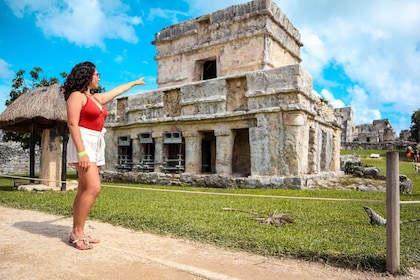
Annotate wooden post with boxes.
[386,151,400,274]
[61,125,68,192]
[29,123,36,184]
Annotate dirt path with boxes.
[0,206,418,280]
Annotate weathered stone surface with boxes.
[102,0,342,190]
[352,166,386,180]
[153,0,302,88]
[342,165,412,194]
[399,175,412,194]
[40,128,62,188]
[340,154,361,173]
[356,185,383,192]
[0,141,40,175]
[341,140,415,150]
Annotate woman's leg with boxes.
[71,163,101,248]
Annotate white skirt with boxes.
[67,127,106,166]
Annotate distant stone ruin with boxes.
[335,107,397,143]
[335,107,414,150]
[102,0,342,189]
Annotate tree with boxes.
[2,67,105,149]
[2,67,64,149]
[410,109,420,142]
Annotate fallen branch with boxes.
[223,208,294,227]
[222,207,258,215]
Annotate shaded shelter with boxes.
[0,83,69,190]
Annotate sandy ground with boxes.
[0,206,419,280]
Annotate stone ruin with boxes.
[335,107,415,150]
[336,107,397,143]
[101,0,342,189]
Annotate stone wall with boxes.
[104,64,342,189]
[341,140,416,150]
[0,130,73,183]
[0,140,40,175]
[335,107,354,143]
[101,171,340,190]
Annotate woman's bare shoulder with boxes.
[67,91,87,105]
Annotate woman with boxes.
[63,61,145,250]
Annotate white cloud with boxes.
[114,49,128,64]
[183,0,245,14]
[4,0,142,48]
[0,59,14,113]
[4,0,51,18]
[348,85,381,124]
[147,8,188,24]
[319,89,345,108]
[0,59,14,79]
[299,29,331,82]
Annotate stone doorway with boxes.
[201,131,216,173]
[232,129,251,177]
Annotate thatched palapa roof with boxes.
[0,83,67,133]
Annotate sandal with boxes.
[71,237,93,250]
[69,235,100,244]
[85,235,100,244]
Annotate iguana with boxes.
[363,206,420,226]
[363,206,387,225]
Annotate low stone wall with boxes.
[100,170,338,190]
[0,142,40,175]
[341,141,416,150]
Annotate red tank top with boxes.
[79,95,108,131]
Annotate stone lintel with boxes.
[182,131,199,138]
[214,127,232,137]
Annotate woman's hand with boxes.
[78,154,91,170]
[96,77,146,105]
[135,77,146,86]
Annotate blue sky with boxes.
[1,0,419,134]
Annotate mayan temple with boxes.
[102,0,342,189]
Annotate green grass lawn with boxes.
[0,150,419,274]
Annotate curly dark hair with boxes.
[62,61,96,100]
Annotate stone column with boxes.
[331,128,341,173]
[280,111,307,176]
[131,135,140,162]
[183,131,201,174]
[215,127,233,175]
[40,128,62,189]
[153,133,163,172]
[249,113,280,176]
[307,126,319,174]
